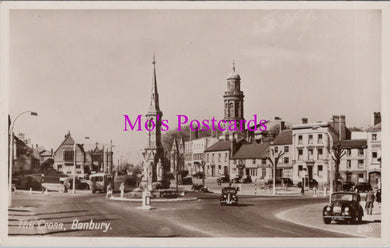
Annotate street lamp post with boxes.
[8,111,38,207]
[73,136,89,194]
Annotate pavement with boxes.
[276,201,381,238]
[8,191,363,237]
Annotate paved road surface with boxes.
[10,192,353,237]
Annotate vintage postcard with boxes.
[0,1,389,247]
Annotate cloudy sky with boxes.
[9,9,381,163]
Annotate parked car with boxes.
[353,182,372,193]
[191,184,212,193]
[342,181,355,191]
[192,172,205,179]
[217,174,230,184]
[267,178,294,187]
[63,178,90,190]
[323,192,363,224]
[280,178,294,187]
[179,176,193,185]
[88,173,114,193]
[14,174,42,190]
[297,179,318,189]
[239,175,252,183]
[232,175,241,183]
[165,172,175,180]
[220,187,238,206]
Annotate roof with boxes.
[205,140,231,152]
[366,123,381,132]
[232,142,270,159]
[336,139,367,149]
[273,130,292,145]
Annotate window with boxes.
[358,149,364,156]
[275,146,278,153]
[372,134,377,141]
[318,134,323,143]
[261,168,266,178]
[66,171,72,174]
[63,150,74,162]
[279,158,283,164]
[284,146,289,153]
[358,173,364,179]
[252,159,256,164]
[347,160,351,169]
[298,165,303,176]
[262,158,267,165]
[298,149,303,160]
[225,153,227,162]
[318,148,323,159]
[308,135,313,144]
[318,165,323,177]
[298,135,303,145]
[218,165,221,170]
[284,157,289,164]
[218,154,221,162]
[358,160,364,169]
[373,152,377,158]
[347,149,351,156]
[308,149,314,160]
[76,164,81,169]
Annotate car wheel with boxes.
[323,218,331,224]
[92,190,96,194]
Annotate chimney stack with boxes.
[280,121,285,132]
[374,112,381,125]
[302,118,308,124]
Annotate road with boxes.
[9,192,353,237]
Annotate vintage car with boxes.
[353,182,372,193]
[88,173,114,193]
[323,192,363,224]
[217,174,230,184]
[220,187,238,206]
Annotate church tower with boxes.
[223,61,245,139]
[144,55,165,183]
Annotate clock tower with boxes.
[223,61,245,139]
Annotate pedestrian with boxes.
[365,190,375,215]
[376,188,381,208]
[106,183,113,199]
[119,181,125,198]
[301,185,304,196]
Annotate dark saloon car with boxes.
[353,182,373,193]
[323,192,363,224]
[217,174,230,184]
[192,172,205,179]
[179,176,193,185]
[220,187,238,206]
[342,181,355,192]
[297,179,318,189]
[239,175,252,183]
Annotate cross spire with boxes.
[232,60,235,72]
[149,53,160,113]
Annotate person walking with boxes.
[119,181,125,198]
[376,188,381,208]
[106,183,113,199]
[365,190,375,215]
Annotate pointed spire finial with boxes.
[152,52,156,65]
[232,60,236,72]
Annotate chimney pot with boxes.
[374,112,381,125]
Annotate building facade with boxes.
[366,112,381,188]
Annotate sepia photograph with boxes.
[0,1,389,247]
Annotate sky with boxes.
[9,9,381,164]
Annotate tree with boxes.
[329,142,346,192]
[265,146,285,195]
